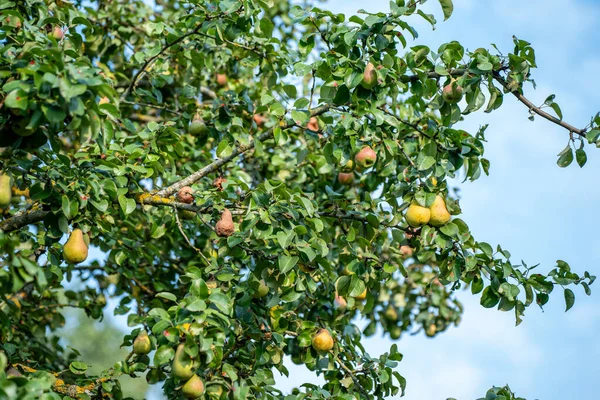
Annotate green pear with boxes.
[63,229,89,264]
[133,330,152,355]
[172,344,194,380]
[0,174,13,207]
[182,374,205,398]
[254,280,269,298]
[188,119,207,136]
[429,195,451,227]
[442,81,463,104]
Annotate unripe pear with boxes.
[389,325,402,340]
[215,208,235,237]
[133,330,152,355]
[338,172,354,185]
[172,344,194,380]
[442,82,463,104]
[383,306,398,322]
[362,62,377,89]
[177,186,194,204]
[50,26,64,40]
[311,329,334,352]
[188,119,207,136]
[254,280,269,298]
[63,229,89,264]
[216,73,227,86]
[354,288,367,301]
[181,374,205,399]
[405,202,431,227]
[429,195,451,227]
[0,174,13,207]
[355,146,377,170]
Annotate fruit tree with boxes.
[0,0,598,399]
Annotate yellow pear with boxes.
[405,202,431,227]
[133,330,152,355]
[181,374,205,399]
[172,344,194,380]
[63,229,89,264]
[311,329,334,352]
[362,62,377,89]
[429,195,451,227]
[0,174,12,207]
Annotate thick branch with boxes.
[0,207,48,233]
[156,104,333,197]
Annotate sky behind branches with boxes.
[277,0,600,398]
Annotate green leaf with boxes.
[438,0,454,20]
[209,292,233,315]
[556,145,573,168]
[279,255,298,274]
[564,288,575,311]
[5,89,28,110]
[576,147,587,167]
[118,195,136,215]
[586,129,600,144]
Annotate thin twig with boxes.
[172,204,211,266]
[336,356,369,397]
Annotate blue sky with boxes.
[279,0,600,399]
[80,1,600,398]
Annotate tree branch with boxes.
[156,104,333,198]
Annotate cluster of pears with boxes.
[337,146,378,185]
[405,195,451,228]
[0,173,13,208]
[63,228,89,264]
[172,344,205,398]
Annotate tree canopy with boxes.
[0,0,597,399]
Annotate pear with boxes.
[405,202,431,227]
[334,294,347,311]
[177,186,194,204]
[354,288,367,301]
[51,26,64,40]
[442,81,463,104]
[429,195,451,227]
[362,62,377,89]
[306,117,319,131]
[216,73,227,86]
[188,118,207,136]
[63,229,89,264]
[383,306,398,322]
[172,344,194,380]
[0,174,13,208]
[180,210,196,220]
[354,147,377,170]
[400,245,413,256]
[338,172,354,185]
[182,374,205,399]
[253,114,266,127]
[311,329,334,352]
[389,326,401,340]
[425,323,437,337]
[254,280,269,298]
[341,159,354,173]
[133,330,152,355]
[98,96,109,105]
[215,208,234,237]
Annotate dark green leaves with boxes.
[564,288,575,311]
[556,145,573,167]
[438,0,454,20]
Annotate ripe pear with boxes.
[215,208,234,237]
[172,344,194,380]
[177,186,194,204]
[51,26,64,40]
[383,306,398,322]
[182,374,205,399]
[442,81,463,104]
[338,172,354,185]
[354,147,377,170]
[311,329,334,352]
[0,174,13,207]
[254,280,269,298]
[405,202,431,227]
[216,73,227,86]
[334,294,347,311]
[429,195,451,227]
[306,117,319,131]
[354,288,367,301]
[63,229,89,264]
[425,323,437,337]
[362,62,377,89]
[188,118,207,136]
[133,330,152,355]
[400,245,413,257]
[253,114,266,127]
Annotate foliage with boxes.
[0,0,597,399]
